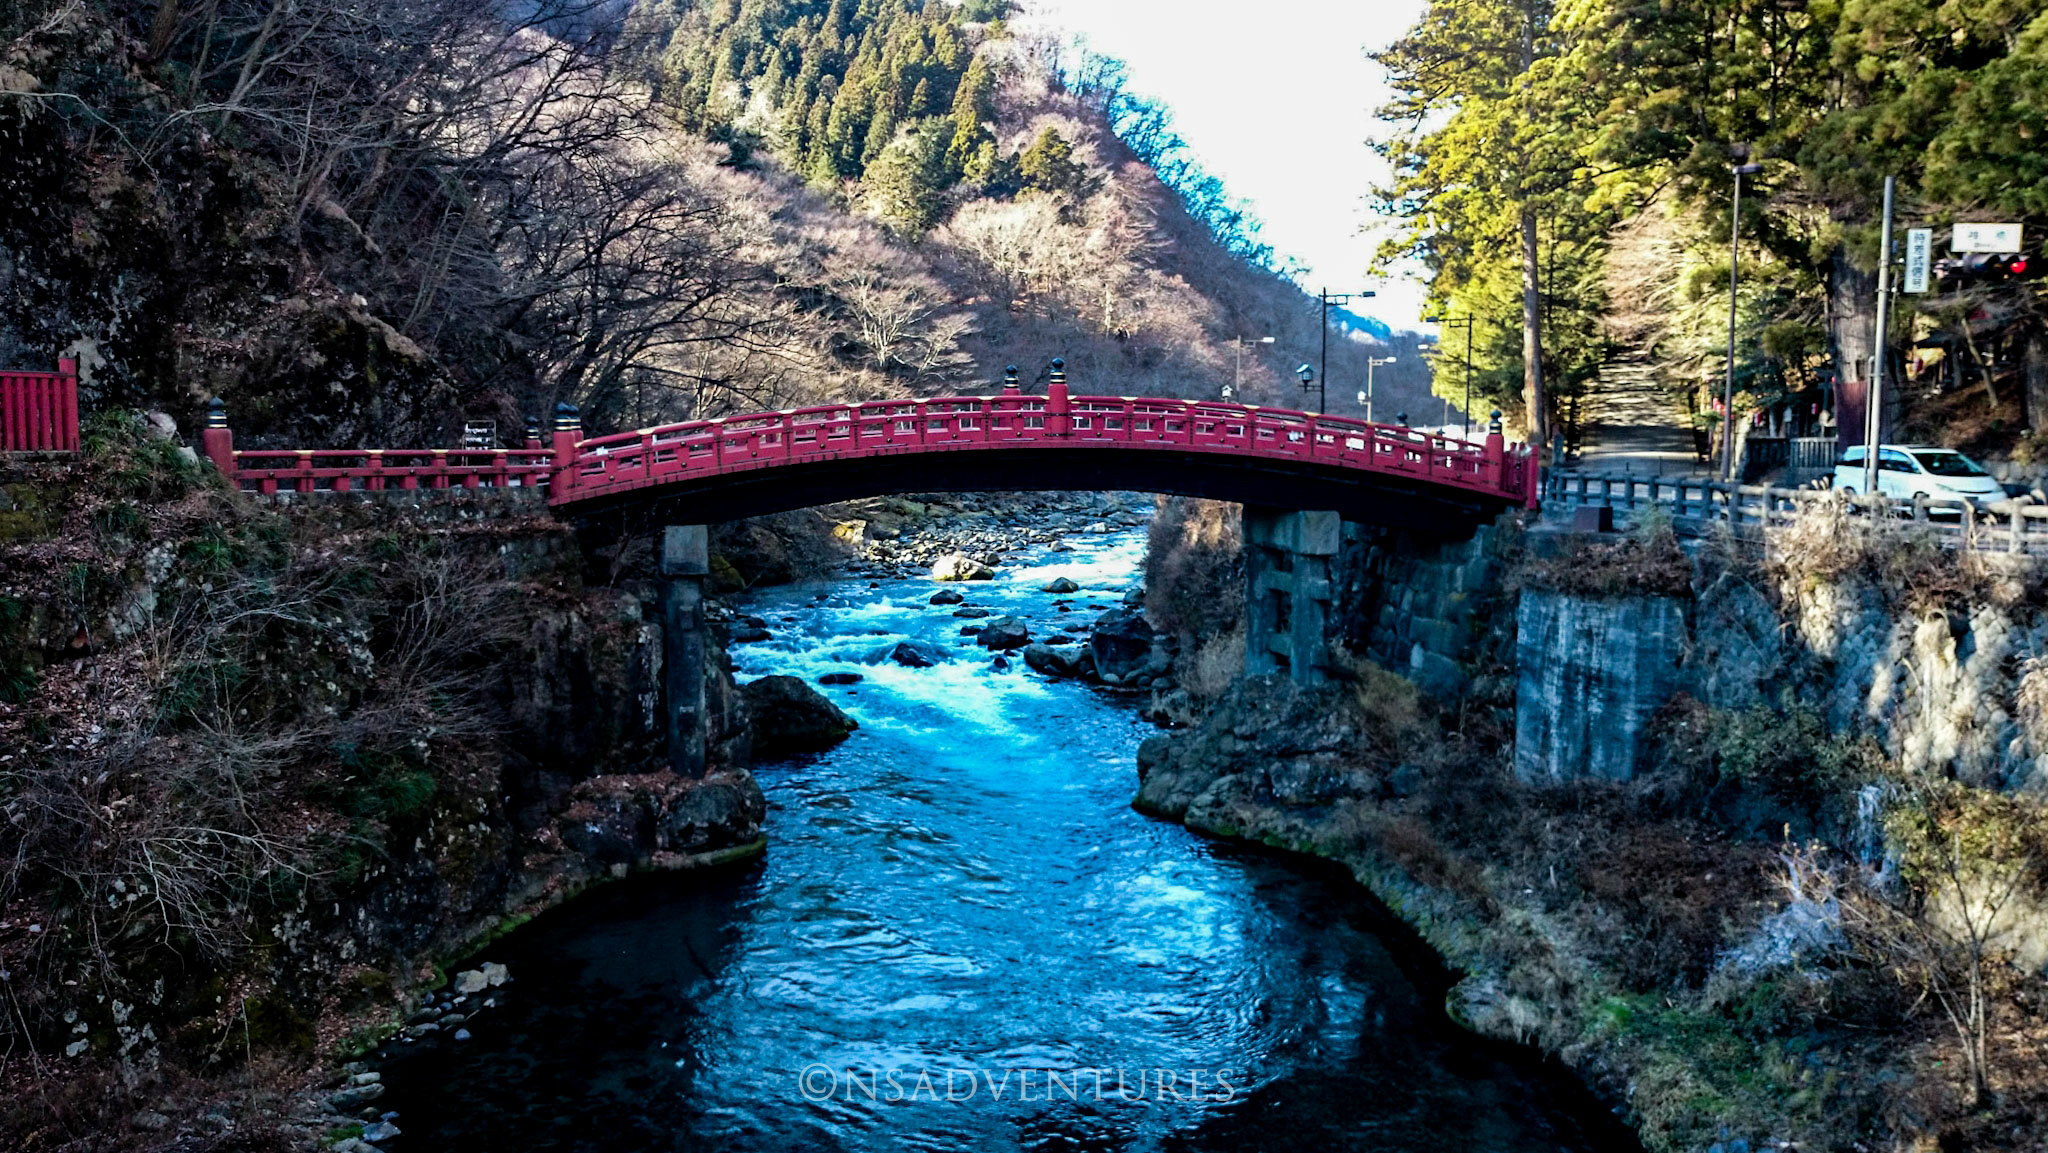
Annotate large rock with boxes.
[932,553,995,581]
[556,793,655,865]
[929,589,965,605]
[1022,642,1086,677]
[976,616,1031,650]
[1042,577,1080,594]
[1088,607,1157,682]
[658,772,767,852]
[868,640,947,668]
[742,675,858,756]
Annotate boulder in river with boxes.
[952,607,991,619]
[742,675,859,755]
[931,553,995,581]
[819,671,864,685]
[1042,577,1080,593]
[929,589,965,605]
[1089,607,1157,682]
[1022,642,1086,677]
[868,640,946,668]
[976,616,1031,650]
[659,774,768,851]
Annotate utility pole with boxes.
[1723,158,1764,480]
[1230,335,1274,400]
[1863,175,1896,498]
[1426,314,1477,436]
[1317,288,1376,415]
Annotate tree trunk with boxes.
[2023,330,2048,432]
[1518,1,1546,453]
[1522,204,1547,451]
[1827,246,1878,446]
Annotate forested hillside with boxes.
[0,0,1432,451]
[1379,0,2048,454]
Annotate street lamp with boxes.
[1361,355,1397,422]
[1317,288,1377,414]
[1229,335,1274,400]
[1724,156,1765,480]
[1295,364,1317,412]
[1424,314,1477,437]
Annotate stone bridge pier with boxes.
[662,525,709,779]
[1243,507,1343,685]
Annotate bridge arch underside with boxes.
[561,446,1513,542]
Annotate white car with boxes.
[1832,444,2006,509]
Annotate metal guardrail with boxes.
[1547,471,2048,554]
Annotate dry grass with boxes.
[1512,516,1693,599]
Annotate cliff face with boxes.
[1140,511,2048,1153]
[0,425,761,1143]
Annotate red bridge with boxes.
[198,365,1538,534]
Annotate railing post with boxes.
[1484,409,1505,491]
[551,402,581,495]
[1046,358,1070,437]
[201,398,236,481]
[56,357,79,451]
[524,416,544,451]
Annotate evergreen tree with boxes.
[1019,127,1084,197]
[945,53,996,178]
[866,117,954,233]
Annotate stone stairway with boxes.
[1568,353,1706,476]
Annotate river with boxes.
[378,530,1628,1152]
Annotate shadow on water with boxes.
[377,531,1642,1153]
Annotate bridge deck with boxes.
[202,384,1538,531]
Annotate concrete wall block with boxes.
[1514,591,1689,784]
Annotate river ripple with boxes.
[379,531,1624,1152]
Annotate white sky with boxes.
[1020,0,1433,329]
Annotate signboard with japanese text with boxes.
[1904,228,1932,292]
[1952,223,2024,253]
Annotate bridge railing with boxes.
[562,392,1537,506]
[1,358,80,453]
[1548,469,2048,554]
[200,400,553,494]
[189,372,1539,509]
[226,448,555,494]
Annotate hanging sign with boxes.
[1904,228,1932,292]
[1952,223,2024,253]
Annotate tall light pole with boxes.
[1425,314,1476,436]
[1863,174,1898,498]
[1359,355,1397,422]
[1317,288,1377,413]
[1723,158,1764,480]
[1229,335,1274,400]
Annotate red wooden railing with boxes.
[1,358,80,453]
[553,383,1539,510]
[200,368,1540,510]
[223,448,556,494]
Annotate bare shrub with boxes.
[1144,496,1241,647]
[1512,516,1692,598]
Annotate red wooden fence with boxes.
[0,358,80,453]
